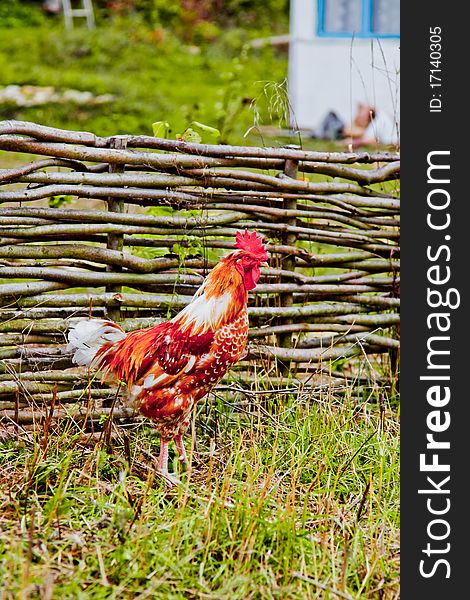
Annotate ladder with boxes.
[61,0,95,29]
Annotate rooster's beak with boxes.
[260,261,269,267]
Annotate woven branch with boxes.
[0,119,400,162]
[0,120,400,411]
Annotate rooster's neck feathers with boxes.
[174,253,247,333]
[203,252,247,299]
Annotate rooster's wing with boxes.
[102,321,214,388]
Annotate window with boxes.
[317,0,400,38]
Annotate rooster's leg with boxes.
[174,433,189,468]
[157,437,180,486]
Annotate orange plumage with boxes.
[67,230,268,483]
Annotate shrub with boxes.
[0,0,47,28]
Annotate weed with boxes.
[0,367,399,598]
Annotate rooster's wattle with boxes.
[67,230,268,483]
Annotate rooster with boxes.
[67,230,268,483]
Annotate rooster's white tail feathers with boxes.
[67,319,126,367]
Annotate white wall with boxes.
[288,0,400,133]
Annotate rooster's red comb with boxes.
[234,230,268,260]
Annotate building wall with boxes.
[288,0,400,132]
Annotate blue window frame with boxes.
[317,0,400,38]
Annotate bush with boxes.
[98,0,289,35]
[0,0,47,28]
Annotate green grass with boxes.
[0,20,356,152]
[0,365,399,599]
[0,21,290,145]
[0,17,394,156]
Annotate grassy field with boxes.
[0,20,292,146]
[0,360,399,599]
[1,16,399,599]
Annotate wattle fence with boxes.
[0,120,400,427]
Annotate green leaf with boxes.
[131,245,170,260]
[147,205,175,216]
[152,121,170,138]
[171,236,204,262]
[48,195,73,208]
[189,120,221,143]
[178,128,202,144]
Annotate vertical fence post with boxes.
[279,146,299,369]
[105,136,127,322]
